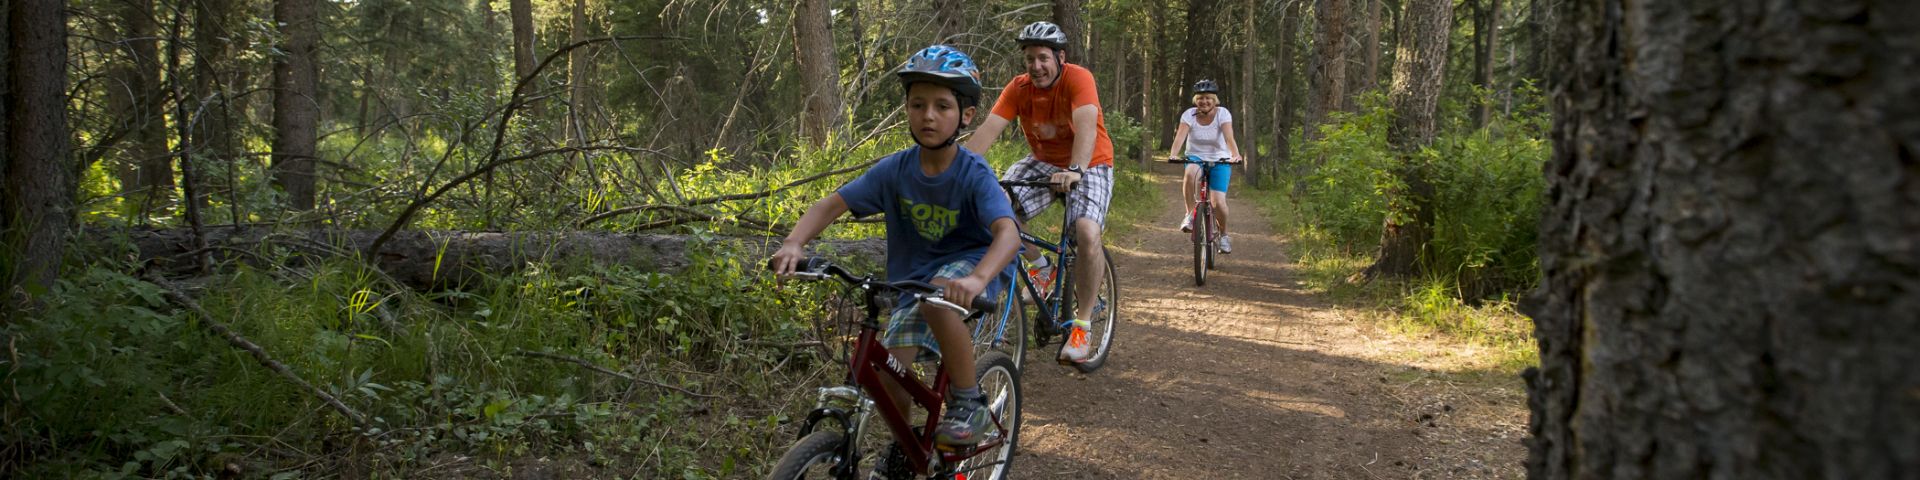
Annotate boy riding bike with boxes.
[962,21,1116,364]
[771,45,1021,447]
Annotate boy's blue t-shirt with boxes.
[837,145,1016,294]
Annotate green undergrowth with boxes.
[1,240,870,478]
[1263,195,1537,374]
[1255,93,1550,375]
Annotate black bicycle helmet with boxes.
[1193,79,1220,95]
[1016,21,1069,51]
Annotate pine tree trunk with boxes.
[106,0,171,215]
[272,0,319,211]
[3,0,74,315]
[1239,0,1257,179]
[1361,0,1450,278]
[1305,0,1347,143]
[1140,33,1154,162]
[1181,0,1221,102]
[1271,0,1302,184]
[932,0,965,44]
[1053,0,1087,67]
[1525,1,1920,477]
[189,0,235,219]
[1472,0,1499,128]
[565,0,589,150]
[509,0,539,119]
[793,0,841,147]
[1343,0,1380,109]
[1153,1,1175,145]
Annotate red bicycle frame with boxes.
[845,318,1008,475]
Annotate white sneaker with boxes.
[1058,320,1092,363]
[1219,235,1232,254]
[1179,213,1193,233]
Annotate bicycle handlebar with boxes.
[769,257,998,316]
[998,177,1070,190]
[1165,157,1242,165]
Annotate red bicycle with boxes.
[767,258,1022,480]
[1167,156,1240,286]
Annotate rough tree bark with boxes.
[1181,0,1222,106]
[1360,0,1449,278]
[1524,1,1920,478]
[1471,0,1500,127]
[189,0,236,218]
[1304,0,1347,142]
[565,0,589,149]
[1053,0,1087,67]
[509,0,538,118]
[932,0,965,44]
[107,0,170,213]
[1239,0,1256,180]
[793,0,842,147]
[1152,0,1174,145]
[1343,0,1380,109]
[272,0,319,210]
[2,0,74,315]
[1140,29,1155,160]
[1269,0,1302,183]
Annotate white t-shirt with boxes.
[1180,107,1234,159]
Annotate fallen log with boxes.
[112,227,886,291]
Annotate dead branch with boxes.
[364,35,684,259]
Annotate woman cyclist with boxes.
[1167,79,1246,253]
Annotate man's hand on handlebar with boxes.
[1049,170,1082,193]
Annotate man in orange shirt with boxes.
[963,21,1115,364]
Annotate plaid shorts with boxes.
[884,259,983,363]
[1001,157,1114,227]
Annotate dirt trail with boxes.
[1013,164,1527,479]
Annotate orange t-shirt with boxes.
[988,63,1114,168]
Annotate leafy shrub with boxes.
[1287,91,1550,297]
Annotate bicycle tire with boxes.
[1072,246,1119,373]
[1193,206,1209,286]
[955,351,1022,480]
[766,431,849,480]
[977,285,1027,370]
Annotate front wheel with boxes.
[1072,246,1119,373]
[955,351,1022,480]
[766,431,849,480]
[1192,207,1209,286]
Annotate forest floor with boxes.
[1012,163,1528,479]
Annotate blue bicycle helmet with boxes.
[898,45,983,108]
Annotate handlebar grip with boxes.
[767,256,832,273]
[970,295,1000,316]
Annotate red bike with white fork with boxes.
[1167,157,1239,286]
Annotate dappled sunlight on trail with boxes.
[1014,164,1526,479]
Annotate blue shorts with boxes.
[1187,155,1233,193]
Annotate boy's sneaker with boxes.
[1179,213,1194,233]
[934,395,992,446]
[1058,319,1093,363]
[1219,235,1233,254]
